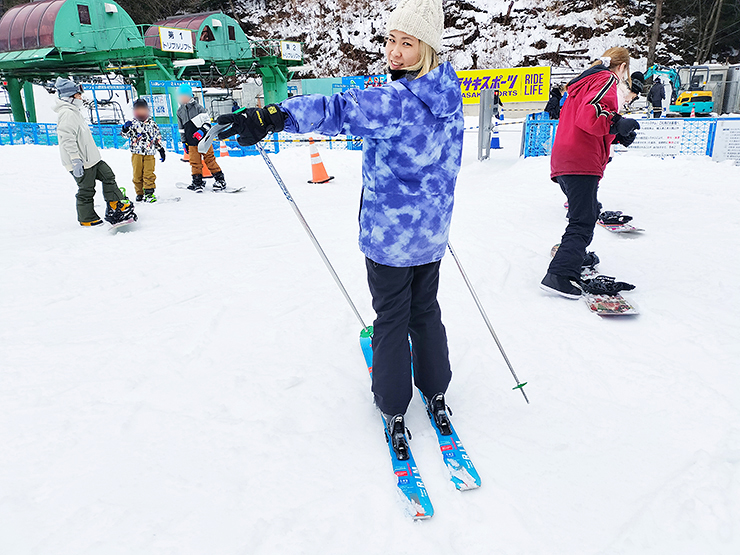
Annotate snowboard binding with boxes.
[599,211,633,225]
[578,275,636,296]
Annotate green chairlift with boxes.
[0,0,303,122]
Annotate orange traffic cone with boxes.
[201,155,213,178]
[690,106,696,118]
[219,140,229,158]
[307,138,334,184]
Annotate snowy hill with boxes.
[236,0,687,76]
[1,126,739,553]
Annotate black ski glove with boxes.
[122,120,133,133]
[616,131,637,147]
[182,141,189,153]
[217,105,287,146]
[610,114,640,136]
[159,148,166,162]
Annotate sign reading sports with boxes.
[457,67,551,104]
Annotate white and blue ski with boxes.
[421,394,481,491]
[360,327,434,520]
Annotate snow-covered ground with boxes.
[1,126,739,555]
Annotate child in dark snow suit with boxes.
[122,98,166,202]
[217,0,463,441]
[541,48,640,299]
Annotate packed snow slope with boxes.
[1,126,740,554]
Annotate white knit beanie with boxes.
[386,0,444,53]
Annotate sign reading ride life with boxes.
[159,27,193,53]
[457,66,551,104]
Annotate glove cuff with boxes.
[264,104,287,133]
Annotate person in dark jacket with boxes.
[540,48,640,299]
[544,86,563,119]
[216,0,463,450]
[647,77,665,118]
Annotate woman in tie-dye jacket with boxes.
[218,0,463,446]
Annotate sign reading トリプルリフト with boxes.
[159,27,193,53]
[457,67,551,105]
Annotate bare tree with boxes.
[697,0,726,62]
[647,0,664,67]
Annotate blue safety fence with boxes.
[522,114,733,158]
[0,121,363,155]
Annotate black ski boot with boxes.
[578,275,635,296]
[143,188,157,203]
[582,251,600,270]
[426,393,453,436]
[384,414,411,461]
[213,171,227,192]
[599,211,632,225]
[188,174,204,192]
[540,273,582,299]
[104,198,137,225]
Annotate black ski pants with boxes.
[548,174,600,280]
[366,258,452,416]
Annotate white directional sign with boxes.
[159,27,194,53]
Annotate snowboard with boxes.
[597,221,644,234]
[176,182,245,194]
[108,217,137,234]
[140,196,181,203]
[550,244,639,316]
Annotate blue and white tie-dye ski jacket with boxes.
[281,62,464,268]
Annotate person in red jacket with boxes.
[541,47,640,299]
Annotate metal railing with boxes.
[0,122,363,155]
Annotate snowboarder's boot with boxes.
[599,211,632,225]
[187,174,204,192]
[582,251,600,270]
[540,273,582,299]
[213,171,227,192]
[578,275,636,296]
[80,219,103,227]
[104,199,137,225]
[143,188,157,203]
[384,414,411,461]
[426,393,453,436]
[136,194,144,202]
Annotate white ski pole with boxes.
[447,242,529,403]
[255,141,370,331]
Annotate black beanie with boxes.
[133,98,148,109]
[630,72,645,95]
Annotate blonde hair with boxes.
[591,47,630,84]
[395,40,439,78]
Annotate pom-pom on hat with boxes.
[386,0,444,53]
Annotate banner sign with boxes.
[711,120,740,161]
[140,94,172,118]
[159,27,193,53]
[626,119,684,156]
[364,74,387,88]
[457,66,551,104]
[341,76,365,90]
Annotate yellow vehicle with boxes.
[670,90,714,116]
